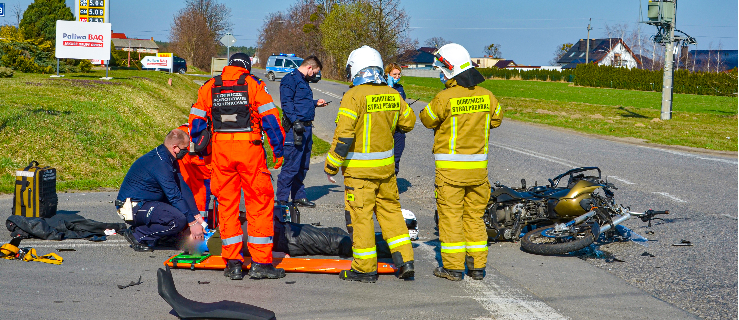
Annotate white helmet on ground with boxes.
[432,43,474,79]
[345,45,385,84]
[401,209,419,241]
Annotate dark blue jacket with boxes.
[392,83,407,100]
[117,145,196,223]
[280,69,318,123]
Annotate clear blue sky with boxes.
[3,0,737,65]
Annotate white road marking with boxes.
[721,214,738,220]
[635,145,737,165]
[492,143,582,168]
[607,176,635,185]
[313,88,342,99]
[652,192,687,203]
[418,242,569,320]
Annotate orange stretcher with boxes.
[164,253,397,274]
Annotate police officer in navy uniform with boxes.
[385,63,407,175]
[116,129,205,252]
[276,56,328,208]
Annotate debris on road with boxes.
[117,276,142,289]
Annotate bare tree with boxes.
[424,37,449,49]
[483,43,501,58]
[12,2,24,27]
[169,0,231,72]
[550,43,573,65]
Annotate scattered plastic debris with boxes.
[672,239,692,246]
[310,222,321,226]
[641,251,655,257]
[56,248,76,252]
[197,281,210,285]
[571,244,623,262]
[285,281,296,284]
[104,229,117,236]
[117,276,143,289]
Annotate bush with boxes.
[0,67,13,78]
[573,64,738,97]
[478,67,575,82]
[78,59,93,73]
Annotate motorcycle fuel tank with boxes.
[554,180,601,218]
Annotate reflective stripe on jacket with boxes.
[324,83,416,179]
[419,78,503,185]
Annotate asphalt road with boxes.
[0,71,734,319]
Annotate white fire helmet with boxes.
[401,209,419,241]
[345,45,384,83]
[432,43,474,79]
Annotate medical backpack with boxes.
[12,161,58,218]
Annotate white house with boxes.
[557,38,641,69]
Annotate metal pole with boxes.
[227,46,230,59]
[56,58,60,76]
[106,60,109,78]
[660,8,676,120]
[585,18,592,64]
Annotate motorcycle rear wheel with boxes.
[521,225,595,255]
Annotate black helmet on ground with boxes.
[228,53,251,72]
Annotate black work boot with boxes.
[339,269,378,283]
[249,262,286,279]
[466,255,485,280]
[392,251,415,279]
[433,267,464,281]
[293,198,316,208]
[121,228,153,252]
[224,260,244,280]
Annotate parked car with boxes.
[265,53,319,83]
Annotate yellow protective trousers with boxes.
[436,178,490,271]
[344,175,413,274]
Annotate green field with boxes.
[401,77,738,151]
[0,70,329,193]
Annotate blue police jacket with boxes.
[280,69,318,123]
[392,83,407,100]
[116,145,196,223]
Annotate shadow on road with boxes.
[305,184,341,201]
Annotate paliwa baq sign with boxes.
[55,20,111,60]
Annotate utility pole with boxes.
[643,0,695,120]
[585,18,592,64]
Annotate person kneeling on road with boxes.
[115,129,206,252]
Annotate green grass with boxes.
[0,70,331,194]
[401,77,738,151]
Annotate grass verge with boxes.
[401,77,737,151]
[0,70,331,194]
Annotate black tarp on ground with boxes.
[6,213,127,240]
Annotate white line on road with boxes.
[492,143,582,168]
[652,192,687,203]
[418,242,569,320]
[635,145,737,165]
[607,176,636,185]
[313,88,342,99]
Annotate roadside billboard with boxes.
[141,56,172,71]
[55,20,111,60]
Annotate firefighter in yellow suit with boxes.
[324,46,416,283]
[420,43,503,281]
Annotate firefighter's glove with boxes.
[274,157,284,169]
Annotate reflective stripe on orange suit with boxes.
[176,125,212,219]
[188,66,285,264]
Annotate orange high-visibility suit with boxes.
[189,66,285,265]
[176,124,212,223]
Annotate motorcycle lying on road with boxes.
[436,167,669,255]
[487,167,668,255]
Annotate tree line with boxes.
[257,0,415,79]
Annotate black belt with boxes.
[296,120,312,127]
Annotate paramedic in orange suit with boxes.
[188,53,286,280]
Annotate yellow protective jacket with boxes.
[324,83,416,179]
[419,78,503,185]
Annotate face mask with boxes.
[386,75,396,87]
[175,147,188,160]
[439,72,448,84]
